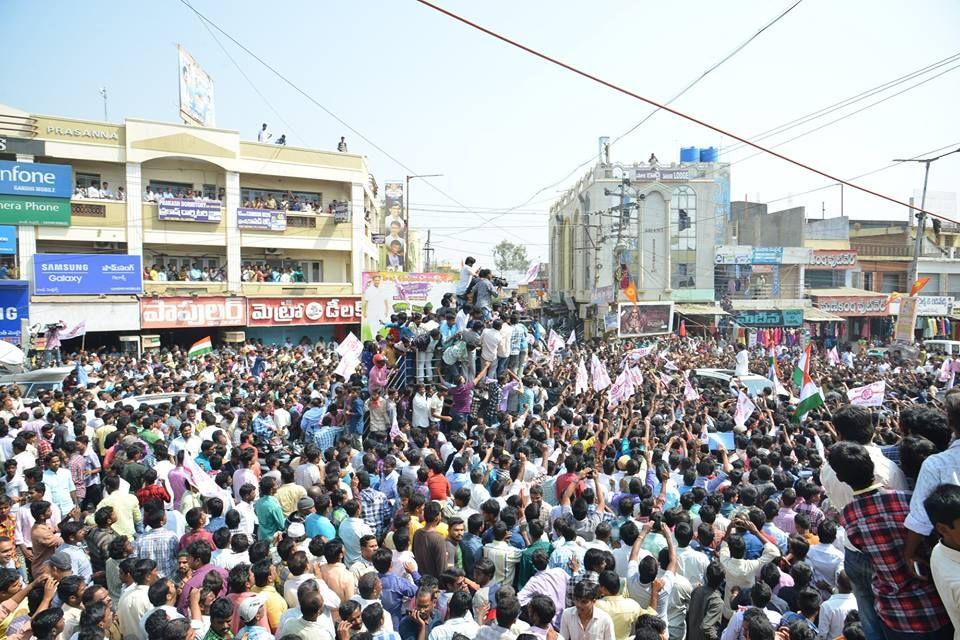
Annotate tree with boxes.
[492,240,530,273]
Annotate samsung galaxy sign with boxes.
[0,160,72,199]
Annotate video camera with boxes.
[491,275,508,288]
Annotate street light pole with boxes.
[404,173,443,271]
[893,148,960,286]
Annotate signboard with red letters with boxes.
[141,296,246,329]
[246,297,362,326]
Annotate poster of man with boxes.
[618,302,674,338]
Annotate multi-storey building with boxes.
[0,103,380,349]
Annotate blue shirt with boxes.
[300,406,326,432]
[379,572,418,631]
[743,531,764,560]
[252,414,275,439]
[461,533,484,576]
[305,513,336,540]
[349,398,365,434]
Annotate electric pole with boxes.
[893,148,960,286]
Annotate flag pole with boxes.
[81,332,86,353]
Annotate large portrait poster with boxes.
[361,272,457,341]
[382,182,406,272]
[618,302,674,338]
[178,46,216,127]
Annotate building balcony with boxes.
[69,198,127,228]
[144,281,229,296]
[241,282,354,297]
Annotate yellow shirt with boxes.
[253,584,289,633]
[276,483,307,517]
[596,595,652,640]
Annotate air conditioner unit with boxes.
[264,248,281,255]
[94,241,119,251]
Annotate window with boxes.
[149,180,194,197]
[75,172,101,189]
[881,273,901,293]
[202,183,219,200]
[862,272,874,290]
[671,186,697,289]
[240,188,322,209]
[805,269,837,289]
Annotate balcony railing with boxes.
[241,282,353,296]
[144,281,229,295]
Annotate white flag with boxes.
[59,321,86,340]
[575,359,589,394]
[590,354,611,392]
[626,366,644,387]
[847,381,885,407]
[547,329,563,353]
[659,372,673,387]
[734,391,757,428]
[607,370,631,408]
[683,376,700,401]
[573,358,587,394]
[334,352,360,379]
[521,262,540,284]
[664,359,679,372]
[828,346,841,366]
[337,332,363,358]
[567,331,576,346]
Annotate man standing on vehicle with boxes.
[455,257,477,309]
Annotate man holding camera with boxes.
[472,269,500,320]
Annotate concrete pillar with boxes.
[14,155,36,289]
[351,182,364,293]
[225,171,241,291]
[125,163,143,257]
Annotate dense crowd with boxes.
[1,261,959,640]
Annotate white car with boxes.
[690,368,783,398]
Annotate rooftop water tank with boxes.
[680,147,699,163]
[699,146,718,163]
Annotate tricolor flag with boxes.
[792,343,810,389]
[590,354,611,392]
[793,348,825,423]
[188,336,212,359]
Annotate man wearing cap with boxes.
[369,355,390,395]
[237,593,274,640]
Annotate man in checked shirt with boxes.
[830,441,952,640]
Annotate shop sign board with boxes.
[140,296,246,329]
[808,249,858,270]
[0,281,28,344]
[0,160,72,199]
[33,254,142,295]
[246,297,362,326]
[158,198,222,223]
[733,309,803,327]
[237,208,287,231]
[814,295,887,316]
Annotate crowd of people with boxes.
[73,182,126,201]
[144,264,227,283]
[0,258,957,640]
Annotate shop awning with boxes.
[803,307,845,322]
[674,304,728,316]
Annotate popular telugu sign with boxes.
[140,296,246,329]
[733,309,804,327]
[246,297,362,326]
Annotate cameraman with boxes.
[472,268,500,320]
[44,322,64,365]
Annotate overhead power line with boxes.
[177,0,529,244]
[414,0,958,226]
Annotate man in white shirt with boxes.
[86,183,101,199]
[258,123,272,143]
[455,257,477,307]
[806,521,844,594]
[559,581,615,640]
[674,522,710,587]
[169,423,202,459]
[429,591,479,640]
[817,572,857,640]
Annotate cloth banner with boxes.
[590,354,611,391]
[337,332,363,358]
[575,359,589,394]
[734,391,757,428]
[683,376,700,401]
[334,352,360,379]
[847,381,885,407]
[547,329,564,353]
[59,321,87,340]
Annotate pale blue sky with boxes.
[3,0,960,264]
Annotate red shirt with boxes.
[136,483,171,507]
[178,528,216,552]
[426,472,451,501]
[554,471,584,502]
